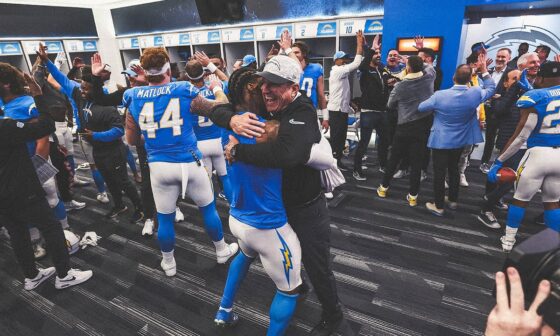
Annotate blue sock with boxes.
[67,155,76,173]
[157,212,176,252]
[268,290,299,336]
[220,251,254,309]
[506,204,526,229]
[91,168,106,193]
[199,201,224,242]
[219,175,233,202]
[53,199,67,221]
[544,208,560,232]
[126,146,138,174]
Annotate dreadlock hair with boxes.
[0,62,26,96]
[81,65,93,83]
[227,67,257,108]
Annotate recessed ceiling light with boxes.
[529,5,534,9]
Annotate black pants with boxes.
[483,149,526,211]
[50,141,72,202]
[94,144,141,210]
[481,117,500,164]
[353,112,389,171]
[287,196,341,321]
[329,110,348,160]
[1,196,69,279]
[136,145,155,219]
[382,125,430,196]
[432,148,463,209]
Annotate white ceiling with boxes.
[0,0,162,8]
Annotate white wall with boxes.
[91,6,126,87]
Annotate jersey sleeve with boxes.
[516,90,542,109]
[28,101,39,119]
[122,88,133,108]
[178,81,200,98]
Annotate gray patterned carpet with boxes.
[0,149,545,336]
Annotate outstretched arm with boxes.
[497,109,537,163]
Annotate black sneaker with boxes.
[310,314,344,336]
[337,160,350,172]
[105,205,128,219]
[477,211,501,229]
[130,208,145,223]
[352,170,366,181]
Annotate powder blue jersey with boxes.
[226,118,287,229]
[3,95,39,155]
[299,63,323,108]
[517,85,560,148]
[191,85,223,141]
[123,81,202,163]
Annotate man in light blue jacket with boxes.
[418,53,495,216]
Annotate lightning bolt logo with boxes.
[276,230,293,286]
[483,25,560,56]
[515,153,530,189]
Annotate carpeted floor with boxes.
[0,148,546,336]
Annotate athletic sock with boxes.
[91,169,106,193]
[67,155,76,173]
[157,212,176,252]
[220,252,254,309]
[126,146,137,174]
[199,201,224,242]
[53,199,69,229]
[544,208,560,232]
[505,204,525,240]
[161,250,174,263]
[268,290,299,336]
[213,238,228,252]
[219,175,233,202]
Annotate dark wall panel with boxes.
[0,4,97,38]
[111,0,201,36]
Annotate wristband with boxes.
[212,86,223,95]
[283,47,293,55]
[206,62,218,73]
[322,109,329,121]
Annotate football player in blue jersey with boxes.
[0,62,73,257]
[123,47,238,276]
[488,62,560,251]
[213,67,303,336]
[187,53,233,201]
[292,41,329,132]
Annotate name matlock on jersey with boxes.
[517,85,560,148]
[123,81,202,163]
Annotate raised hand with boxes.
[91,53,104,76]
[478,52,489,73]
[36,43,49,63]
[371,34,381,51]
[356,30,364,45]
[23,72,42,97]
[517,69,533,92]
[193,51,211,67]
[554,54,560,63]
[207,74,223,91]
[73,57,85,69]
[486,58,494,67]
[414,35,424,49]
[278,29,292,51]
[484,267,551,336]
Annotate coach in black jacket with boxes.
[214,55,345,335]
[0,78,80,286]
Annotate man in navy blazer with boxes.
[418,53,496,216]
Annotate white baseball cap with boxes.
[256,55,302,84]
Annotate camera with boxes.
[502,228,560,331]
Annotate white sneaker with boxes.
[97,192,109,204]
[142,219,154,236]
[460,174,469,187]
[55,268,93,289]
[64,200,86,212]
[500,235,516,252]
[216,243,239,264]
[393,170,407,179]
[76,163,90,170]
[161,257,177,277]
[24,267,56,290]
[175,207,184,222]
[324,192,334,200]
[33,241,46,259]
